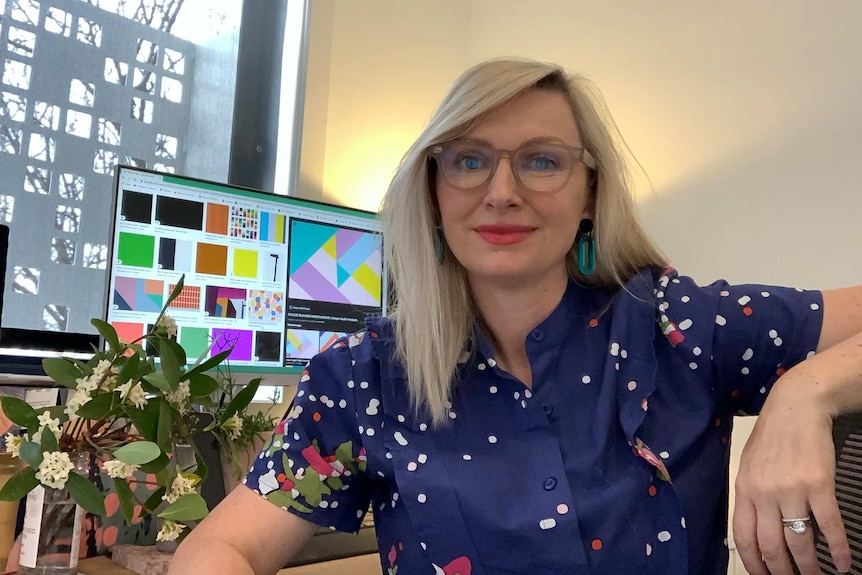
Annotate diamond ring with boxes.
[782,516,812,535]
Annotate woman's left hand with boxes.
[733,376,852,575]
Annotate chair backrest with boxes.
[808,413,862,573]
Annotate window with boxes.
[0,0,303,337]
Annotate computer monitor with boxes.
[106,166,385,374]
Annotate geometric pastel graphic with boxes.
[288,221,382,307]
[248,290,284,324]
[284,328,319,359]
[319,331,346,353]
[233,248,258,278]
[167,284,201,310]
[211,328,253,361]
[204,285,247,318]
[112,277,164,312]
[260,211,285,243]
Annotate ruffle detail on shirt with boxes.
[611,268,662,451]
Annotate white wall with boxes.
[299,3,862,572]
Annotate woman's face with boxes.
[435,90,594,290]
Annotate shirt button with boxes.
[543,477,557,491]
[530,329,546,342]
[541,403,554,416]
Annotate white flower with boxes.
[4,433,25,458]
[103,459,140,479]
[116,381,148,409]
[164,381,191,414]
[36,451,75,489]
[221,413,243,441]
[156,520,185,542]
[162,471,198,504]
[65,388,94,420]
[158,315,178,338]
[75,374,99,394]
[37,410,62,440]
[92,359,113,380]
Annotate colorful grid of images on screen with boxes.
[110,181,383,369]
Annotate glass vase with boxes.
[18,485,83,575]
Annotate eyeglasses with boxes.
[429,140,596,193]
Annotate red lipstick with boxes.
[474,224,535,245]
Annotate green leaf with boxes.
[39,428,58,454]
[158,339,182,385]
[65,473,106,516]
[164,275,185,308]
[113,441,160,465]
[125,401,160,443]
[0,466,38,501]
[139,452,169,475]
[75,392,115,420]
[185,349,232,378]
[113,477,136,524]
[141,486,167,515]
[158,492,209,522]
[116,354,141,386]
[143,371,172,393]
[91,318,121,352]
[41,358,82,388]
[220,378,261,423]
[18,441,43,468]
[163,338,187,368]
[157,399,172,451]
[187,373,219,397]
[0,397,38,429]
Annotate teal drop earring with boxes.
[577,218,596,276]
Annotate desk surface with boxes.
[78,553,382,575]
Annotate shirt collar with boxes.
[472,279,604,361]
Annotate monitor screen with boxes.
[106,166,385,374]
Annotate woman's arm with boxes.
[169,485,319,575]
[733,287,862,575]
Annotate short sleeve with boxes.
[242,341,373,532]
[655,268,823,415]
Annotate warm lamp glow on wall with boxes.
[324,127,422,212]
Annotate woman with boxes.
[170,59,862,575]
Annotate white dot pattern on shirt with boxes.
[539,518,557,530]
[658,531,671,542]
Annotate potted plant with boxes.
[0,276,236,572]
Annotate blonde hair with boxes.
[380,58,667,425]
